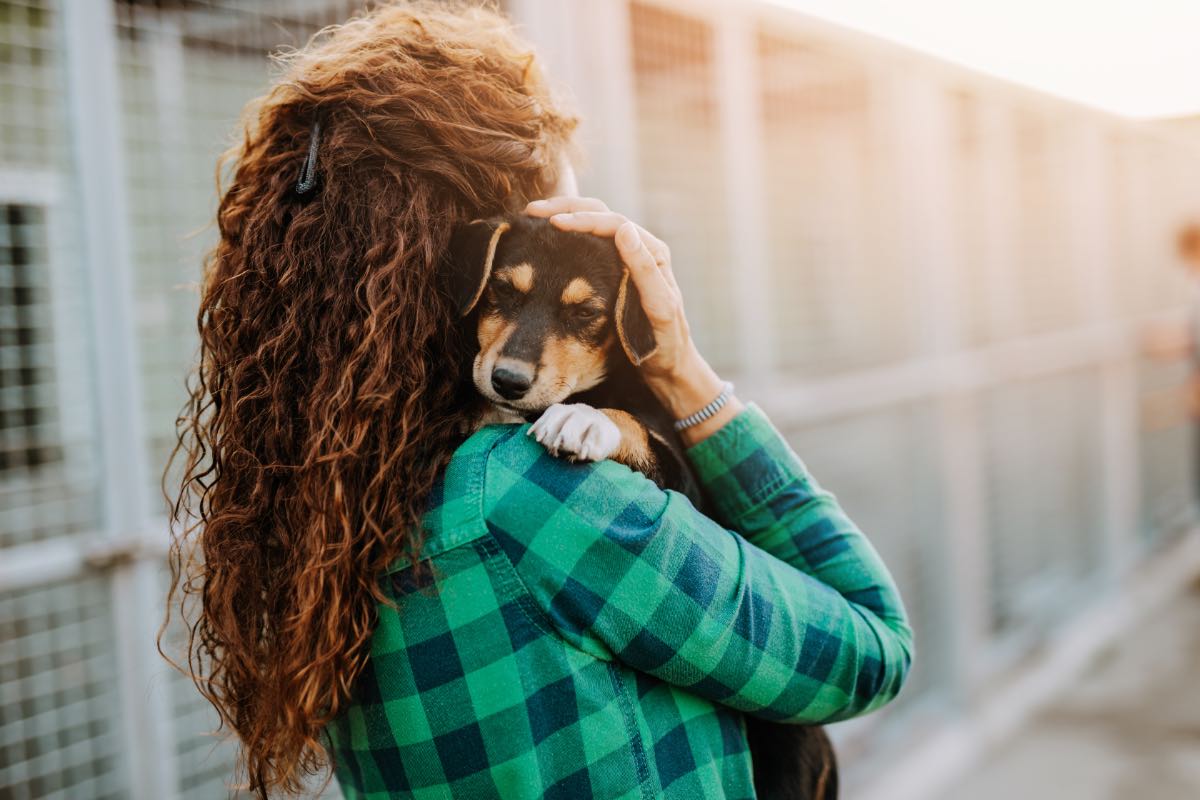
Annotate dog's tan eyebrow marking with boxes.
[495,262,533,293]
[560,277,595,305]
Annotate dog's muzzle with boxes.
[491,366,533,400]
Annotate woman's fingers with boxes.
[615,223,675,321]
[545,210,627,235]
[552,211,679,291]
[524,196,608,217]
[637,229,677,289]
[533,204,679,295]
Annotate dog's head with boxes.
[445,215,657,413]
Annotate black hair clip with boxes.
[294,119,322,199]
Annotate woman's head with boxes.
[164,3,577,794]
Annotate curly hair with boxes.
[161,3,577,795]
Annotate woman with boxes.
[164,3,913,798]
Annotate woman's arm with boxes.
[481,415,912,723]
[685,406,910,633]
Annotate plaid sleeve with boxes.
[481,413,913,724]
[686,403,912,631]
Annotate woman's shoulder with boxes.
[396,419,671,577]
[474,421,669,532]
[480,421,657,488]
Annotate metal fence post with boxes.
[1064,121,1140,578]
[711,8,774,383]
[59,1,180,797]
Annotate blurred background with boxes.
[2,1,1200,798]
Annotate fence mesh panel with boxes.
[0,576,125,800]
[0,0,102,553]
[629,1,737,372]
[759,32,916,375]
[982,368,1107,635]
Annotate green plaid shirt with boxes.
[326,404,912,799]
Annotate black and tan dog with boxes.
[446,213,837,800]
[445,213,700,498]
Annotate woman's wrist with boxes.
[645,348,744,446]
[677,394,744,446]
[644,347,719,416]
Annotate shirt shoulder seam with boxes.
[385,424,515,573]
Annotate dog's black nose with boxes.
[491,368,532,400]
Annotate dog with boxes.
[445,213,837,800]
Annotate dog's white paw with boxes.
[528,403,620,462]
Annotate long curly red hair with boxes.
[162,3,577,795]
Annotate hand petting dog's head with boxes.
[446,215,656,414]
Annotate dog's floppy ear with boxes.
[615,271,658,365]
[445,218,511,316]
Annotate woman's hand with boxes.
[524,196,742,443]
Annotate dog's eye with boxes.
[570,305,600,322]
[490,282,522,304]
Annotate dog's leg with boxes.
[529,403,621,462]
[528,404,658,477]
[596,408,658,478]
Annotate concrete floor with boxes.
[937,578,1200,800]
